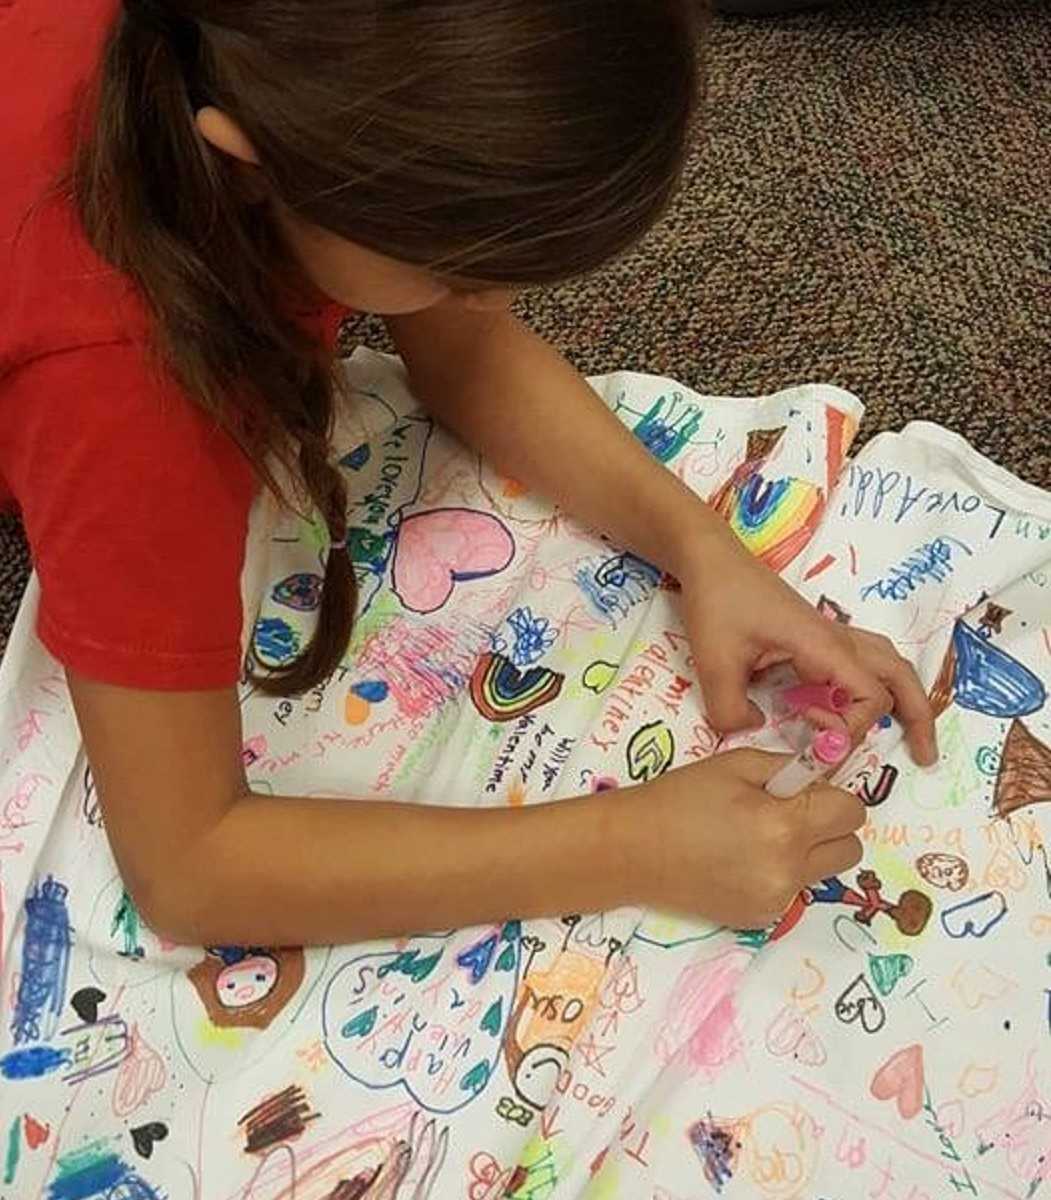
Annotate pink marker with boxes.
[781,682,852,715]
[766,729,852,799]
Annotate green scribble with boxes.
[480,998,503,1036]
[735,927,770,951]
[460,1059,490,1095]
[3,1117,19,1186]
[344,591,402,660]
[52,1138,113,1178]
[868,952,914,996]
[507,1135,560,1200]
[391,705,456,788]
[302,509,330,554]
[346,527,390,568]
[342,1004,378,1039]
[378,948,442,984]
[632,394,703,463]
[111,889,144,959]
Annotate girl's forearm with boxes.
[388,306,736,580]
[145,787,643,945]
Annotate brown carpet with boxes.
[1,0,1048,659]
[510,0,1050,481]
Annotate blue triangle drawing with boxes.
[952,621,1046,719]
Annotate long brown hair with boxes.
[71,0,702,695]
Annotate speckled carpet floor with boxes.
[1,0,1048,658]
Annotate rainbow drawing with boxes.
[470,652,564,723]
[709,407,855,574]
[711,470,824,574]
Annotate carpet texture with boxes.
[1,0,1047,659]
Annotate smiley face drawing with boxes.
[188,945,305,1030]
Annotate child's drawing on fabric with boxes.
[10,876,72,1045]
[929,615,1047,719]
[1,350,1049,1200]
[188,945,304,1029]
[392,508,515,614]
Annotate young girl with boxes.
[1,0,935,948]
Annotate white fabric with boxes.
[1,348,1049,1200]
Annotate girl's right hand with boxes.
[638,749,867,929]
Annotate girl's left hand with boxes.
[677,534,939,767]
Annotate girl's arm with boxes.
[387,301,726,584]
[68,672,867,942]
[67,676,868,936]
[69,673,640,945]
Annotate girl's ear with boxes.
[195,106,261,166]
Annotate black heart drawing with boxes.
[70,986,106,1026]
[131,1122,169,1159]
[834,973,887,1034]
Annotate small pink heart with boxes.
[392,509,514,614]
[871,1044,925,1121]
[936,1099,965,1138]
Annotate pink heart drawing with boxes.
[935,1099,966,1138]
[392,509,515,614]
[871,1044,925,1121]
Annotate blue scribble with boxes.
[861,537,973,602]
[252,618,301,666]
[456,933,498,984]
[594,552,661,591]
[949,620,1046,719]
[351,680,389,703]
[11,876,72,1045]
[491,607,558,667]
[734,474,798,531]
[340,443,371,471]
[632,393,703,463]
[0,1045,71,1079]
[46,1141,160,1200]
[576,552,661,626]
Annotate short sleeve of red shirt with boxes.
[2,343,259,689]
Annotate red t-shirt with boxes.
[0,0,348,689]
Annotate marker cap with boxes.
[813,728,851,766]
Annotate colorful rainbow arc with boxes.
[470,652,564,723]
[709,407,854,575]
[712,473,824,573]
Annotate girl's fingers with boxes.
[801,784,868,841]
[803,704,846,733]
[793,627,938,767]
[842,686,893,743]
[790,637,878,710]
[697,650,765,733]
[875,653,939,766]
[804,834,865,882]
